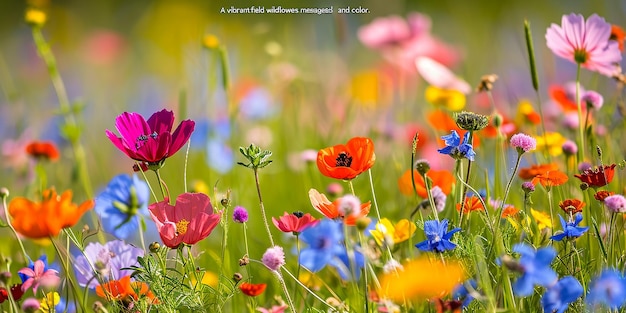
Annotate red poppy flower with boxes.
[0,284,24,304]
[456,196,485,214]
[518,163,559,180]
[574,164,616,188]
[149,193,221,249]
[594,190,615,202]
[611,24,626,52]
[559,199,585,214]
[308,189,370,226]
[25,141,59,161]
[532,170,569,188]
[398,169,455,198]
[272,212,318,234]
[239,282,267,297]
[434,298,463,313]
[316,137,376,180]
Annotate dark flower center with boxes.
[292,211,304,218]
[335,152,353,167]
[574,49,588,64]
[135,132,159,150]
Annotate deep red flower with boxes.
[574,164,616,188]
[272,212,318,234]
[434,298,463,313]
[239,282,266,297]
[594,190,615,202]
[148,193,221,249]
[559,199,585,214]
[316,137,375,180]
[106,109,195,165]
[25,141,59,161]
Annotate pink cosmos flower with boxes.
[546,13,622,77]
[272,212,318,234]
[106,109,195,166]
[358,13,460,71]
[148,193,220,248]
[18,260,60,294]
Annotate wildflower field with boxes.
[2,0,626,312]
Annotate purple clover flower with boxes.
[510,133,536,153]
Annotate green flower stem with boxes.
[254,168,275,246]
[136,163,158,202]
[421,172,439,221]
[547,189,555,232]
[30,28,93,198]
[281,267,337,312]
[496,153,523,225]
[50,236,87,312]
[459,132,474,227]
[154,169,167,201]
[367,169,382,221]
[4,263,19,313]
[575,64,584,162]
[275,271,296,313]
[1,194,29,262]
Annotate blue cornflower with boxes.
[542,276,583,313]
[511,243,558,297]
[94,174,149,240]
[415,219,461,253]
[586,269,626,309]
[453,279,477,308]
[299,219,364,281]
[550,213,589,241]
[437,130,476,161]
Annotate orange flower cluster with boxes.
[532,170,568,188]
[398,169,455,198]
[308,189,370,226]
[559,199,585,214]
[594,190,615,202]
[317,137,376,180]
[456,196,484,214]
[518,163,559,180]
[25,141,59,161]
[8,189,93,239]
[96,276,157,303]
[239,282,266,297]
[501,205,520,218]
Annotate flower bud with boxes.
[149,242,161,253]
[233,272,243,282]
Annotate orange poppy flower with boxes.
[308,189,370,226]
[428,110,458,132]
[398,169,455,198]
[559,199,585,214]
[316,137,375,180]
[501,205,520,218]
[549,85,579,112]
[518,163,559,180]
[574,164,616,188]
[611,24,625,52]
[594,190,615,202]
[456,196,485,214]
[8,189,93,239]
[532,170,568,188]
[96,276,156,303]
[25,141,59,161]
[239,282,267,297]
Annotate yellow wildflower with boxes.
[425,86,465,111]
[535,132,566,156]
[531,208,552,230]
[25,8,46,27]
[379,257,464,301]
[203,34,219,49]
[350,70,390,108]
[40,292,60,313]
[299,271,323,291]
[190,271,218,287]
[369,218,416,246]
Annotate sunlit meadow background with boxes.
[2,0,626,312]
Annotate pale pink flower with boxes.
[510,133,537,153]
[18,260,60,293]
[261,246,285,271]
[546,13,622,77]
[415,57,470,94]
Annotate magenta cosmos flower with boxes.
[546,13,622,77]
[106,109,195,165]
[148,193,220,248]
[18,260,60,294]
